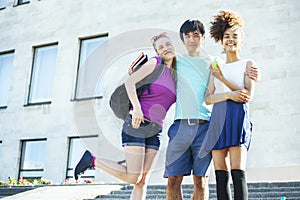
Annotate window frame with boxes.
[73,34,108,101]
[26,43,58,106]
[18,138,47,180]
[66,135,98,181]
[15,0,30,6]
[0,50,14,109]
[0,0,6,10]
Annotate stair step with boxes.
[94,182,300,200]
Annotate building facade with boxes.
[0,0,299,184]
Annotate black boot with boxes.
[215,170,232,200]
[231,169,248,200]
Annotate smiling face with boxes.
[182,30,203,55]
[221,26,244,53]
[154,36,175,62]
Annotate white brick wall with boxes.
[0,0,299,183]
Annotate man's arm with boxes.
[246,65,261,82]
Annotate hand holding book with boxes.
[128,52,148,75]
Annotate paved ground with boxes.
[2,184,123,200]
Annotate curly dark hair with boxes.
[210,10,244,42]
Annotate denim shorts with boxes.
[164,119,212,177]
[122,115,162,150]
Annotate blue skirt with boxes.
[200,100,252,155]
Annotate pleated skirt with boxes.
[204,100,253,152]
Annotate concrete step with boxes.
[0,184,124,200]
[0,186,37,197]
[108,186,299,195]
[92,182,300,200]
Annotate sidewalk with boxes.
[2,184,124,200]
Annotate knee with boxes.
[194,176,208,191]
[127,173,142,184]
[213,159,229,171]
[135,179,146,189]
[214,163,228,171]
[167,176,182,190]
[135,174,147,187]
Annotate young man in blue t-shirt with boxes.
[164,19,212,200]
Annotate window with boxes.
[0,51,14,108]
[0,0,6,9]
[74,35,108,100]
[19,139,47,180]
[66,136,98,181]
[28,44,58,104]
[17,0,30,5]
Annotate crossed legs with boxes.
[130,148,159,200]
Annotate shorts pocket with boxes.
[167,122,178,141]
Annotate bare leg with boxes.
[229,146,247,170]
[212,149,230,171]
[166,176,183,200]
[94,146,145,184]
[130,148,159,200]
[192,175,209,200]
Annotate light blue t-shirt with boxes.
[174,54,212,120]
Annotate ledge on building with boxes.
[23,101,51,107]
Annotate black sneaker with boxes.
[74,150,94,180]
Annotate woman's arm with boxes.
[205,72,251,105]
[124,58,157,128]
[205,74,228,105]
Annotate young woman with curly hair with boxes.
[204,10,257,200]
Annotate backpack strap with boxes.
[135,57,164,89]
